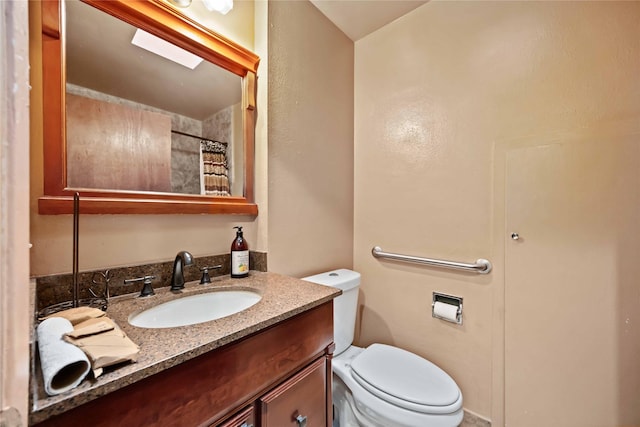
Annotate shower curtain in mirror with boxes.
[200,140,231,196]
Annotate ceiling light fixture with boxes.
[131,29,204,69]
[168,0,233,15]
[202,0,233,15]
[168,0,192,7]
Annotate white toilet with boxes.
[303,269,463,427]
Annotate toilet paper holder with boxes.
[432,292,463,325]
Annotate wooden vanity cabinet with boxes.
[34,302,334,427]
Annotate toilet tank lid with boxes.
[301,269,360,291]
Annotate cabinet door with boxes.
[260,358,327,427]
[214,405,255,427]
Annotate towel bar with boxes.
[371,246,492,274]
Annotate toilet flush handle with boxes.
[296,414,307,427]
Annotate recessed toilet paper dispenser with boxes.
[432,292,463,325]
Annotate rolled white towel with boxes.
[37,317,90,396]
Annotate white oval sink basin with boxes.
[129,290,262,329]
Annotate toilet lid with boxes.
[350,344,461,410]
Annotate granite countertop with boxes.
[30,271,340,425]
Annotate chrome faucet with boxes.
[170,251,193,291]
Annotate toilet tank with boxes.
[302,269,360,356]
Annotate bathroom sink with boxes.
[128,290,262,329]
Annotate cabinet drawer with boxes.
[214,405,255,427]
[260,358,327,427]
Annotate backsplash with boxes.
[35,251,267,312]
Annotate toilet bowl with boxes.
[303,269,463,427]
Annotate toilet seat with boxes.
[350,343,462,415]
[333,345,463,427]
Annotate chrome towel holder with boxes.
[371,246,492,274]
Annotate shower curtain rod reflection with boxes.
[171,129,228,145]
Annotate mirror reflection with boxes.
[65,0,244,196]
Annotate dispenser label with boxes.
[232,251,249,275]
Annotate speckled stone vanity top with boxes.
[30,271,340,425]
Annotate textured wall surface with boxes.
[354,1,640,423]
[267,1,354,277]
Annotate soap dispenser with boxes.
[231,226,249,278]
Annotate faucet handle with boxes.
[199,265,222,284]
[124,275,156,297]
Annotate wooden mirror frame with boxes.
[39,0,259,214]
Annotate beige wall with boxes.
[354,0,640,423]
[267,1,354,277]
[29,3,262,276]
[253,0,269,253]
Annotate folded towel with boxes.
[65,317,116,339]
[64,321,139,378]
[45,306,106,325]
[37,317,91,396]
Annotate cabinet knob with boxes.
[240,423,253,427]
[295,415,307,427]
[511,232,520,240]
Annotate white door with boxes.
[505,138,640,427]
[0,1,30,425]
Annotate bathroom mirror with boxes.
[39,0,259,214]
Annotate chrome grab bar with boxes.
[371,246,492,274]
